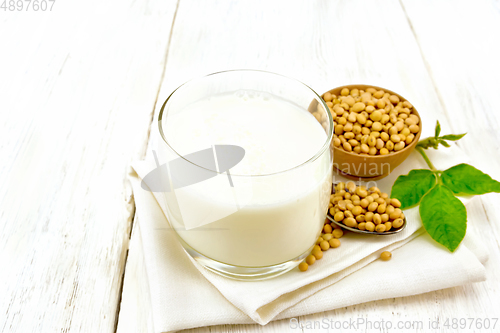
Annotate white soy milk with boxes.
[162,90,332,266]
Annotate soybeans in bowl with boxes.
[320,85,422,179]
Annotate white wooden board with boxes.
[0,0,178,331]
[1,0,499,332]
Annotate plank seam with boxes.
[113,1,181,332]
[141,0,182,160]
[113,205,136,333]
[113,249,129,333]
[398,0,455,132]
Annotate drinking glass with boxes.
[156,70,333,280]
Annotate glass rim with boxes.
[157,69,333,177]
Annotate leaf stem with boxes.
[416,146,436,171]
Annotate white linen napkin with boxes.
[129,144,488,332]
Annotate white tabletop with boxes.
[1,0,500,332]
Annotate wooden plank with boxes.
[396,0,500,327]
[115,221,155,333]
[400,0,500,174]
[118,0,500,331]
[0,0,178,332]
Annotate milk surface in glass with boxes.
[162,90,332,267]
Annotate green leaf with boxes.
[391,169,437,209]
[439,140,450,147]
[435,120,441,138]
[440,133,466,141]
[420,184,467,252]
[441,163,500,195]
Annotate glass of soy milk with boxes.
[157,70,333,280]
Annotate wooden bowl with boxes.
[323,84,421,180]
